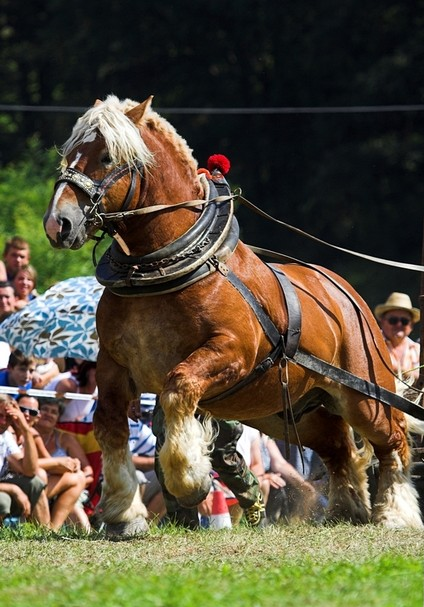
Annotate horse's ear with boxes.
[93,99,103,107]
[126,95,154,125]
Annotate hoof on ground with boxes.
[105,517,149,541]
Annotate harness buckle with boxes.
[208,256,229,276]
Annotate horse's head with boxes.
[44,95,157,249]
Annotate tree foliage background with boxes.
[0,0,423,314]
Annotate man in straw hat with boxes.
[374,292,420,383]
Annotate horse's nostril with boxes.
[60,217,72,240]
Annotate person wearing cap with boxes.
[374,292,420,383]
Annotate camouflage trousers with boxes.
[152,404,260,513]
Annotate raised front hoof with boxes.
[105,517,149,541]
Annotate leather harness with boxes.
[96,174,240,295]
[55,165,424,422]
[202,263,424,422]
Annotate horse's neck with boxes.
[122,179,204,256]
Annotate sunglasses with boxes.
[19,406,39,418]
[386,316,411,326]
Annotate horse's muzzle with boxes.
[43,208,87,250]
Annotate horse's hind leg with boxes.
[94,355,149,537]
[367,409,422,528]
[342,396,422,528]
[295,407,372,524]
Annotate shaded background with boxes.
[0,0,423,319]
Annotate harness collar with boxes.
[95,174,239,296]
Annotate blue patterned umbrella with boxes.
[0,276,104,361]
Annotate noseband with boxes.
[55,161,144,229]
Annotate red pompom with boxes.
[207,154,231,175]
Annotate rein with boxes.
[92,194,237,223]
[57,159,424,272]
[235,194,424,273]
[96,185,424,272]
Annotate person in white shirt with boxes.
[0,394,50,526]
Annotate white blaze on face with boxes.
[45,153,82,241]
[82,131,97,144]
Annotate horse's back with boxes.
[278,261,394,388]
[232,245,391,380]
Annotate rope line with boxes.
[0,386,95,401]
[2,104,424,115]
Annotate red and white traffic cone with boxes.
[209,481,232,530]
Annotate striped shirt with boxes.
[128,393,157,456]
[128,420,156,456]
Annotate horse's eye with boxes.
[101,153,112,165]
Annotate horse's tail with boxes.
[395,380,424,436]
[405,414,424,436]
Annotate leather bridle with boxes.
[54,161,144,229]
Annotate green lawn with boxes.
[0,523,422,607]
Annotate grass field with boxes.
[0,522,423,607]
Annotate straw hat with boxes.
[374,292,420,323]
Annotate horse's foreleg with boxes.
[159,374,215,507]
[94,354,148,536]
[158,344,241,507]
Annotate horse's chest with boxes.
[97,304,192,367]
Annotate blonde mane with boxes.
[60,95,198,175]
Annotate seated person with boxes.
[235,426,326,524]
[0,280,16,323]
[0,394,50,526]
[43,358,79,391]
[260,435,326,523]
[14,395,44,453]
[45,360,102,518]
[34,397,93,531]
[0,349,36,391]
[275,440,328,520]
[31,359,60,390]
[53,361,97,422]
[11,264,38,310]
[3,236,31,282]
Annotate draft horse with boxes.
[44,95,423,535]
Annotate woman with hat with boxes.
[374,292,420,383]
